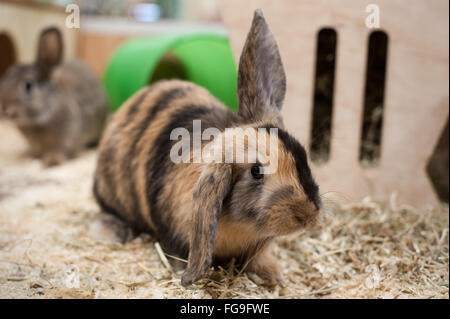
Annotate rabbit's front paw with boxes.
[246,250,282,287]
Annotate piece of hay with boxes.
[154,242,173,272]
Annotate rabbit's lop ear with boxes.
[181,164,232,286]
[238,9,286,124]
[36,27,63,80]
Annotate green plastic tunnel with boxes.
[103,33,238,111]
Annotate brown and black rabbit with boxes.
[0,27,108,166]
[94,9,321,286]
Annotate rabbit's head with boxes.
[181,9,320,286]
[0,27,64,127]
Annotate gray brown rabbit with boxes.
[93,9,321,286]
[0,27,108,166]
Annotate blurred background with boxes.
[0,0,225,76]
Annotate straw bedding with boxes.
[0,120,448,299]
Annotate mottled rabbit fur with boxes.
[94,9,321,286]
[0,27,108,166]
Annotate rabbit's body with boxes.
[94,10,321,286]
[94,80,236,252]
[53,60,108,148]
[0,28,108,166]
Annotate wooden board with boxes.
[219,0,449,207]
[77,33,128,78]
[0,2,78,64]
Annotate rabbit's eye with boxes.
[24,81,33,94]
[250,165,264,179]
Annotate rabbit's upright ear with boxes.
[181,163,232,286]
[237,9,286,124]
[36,27,63,81]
